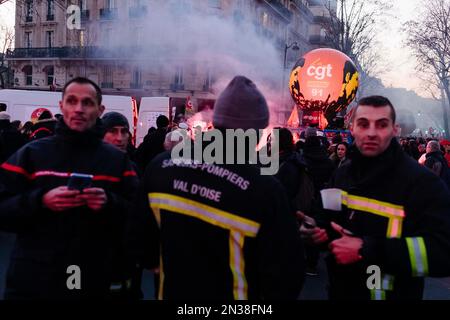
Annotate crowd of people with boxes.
[0,76,450,301]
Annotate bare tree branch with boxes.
[404,0,450,138]
[319,0,392,95]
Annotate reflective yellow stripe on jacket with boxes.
[341,192,405,238]
[148,193,261,300]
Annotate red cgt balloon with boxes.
[289,48,359,114]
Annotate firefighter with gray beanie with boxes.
[126,75,305,300]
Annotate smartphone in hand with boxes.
[67,173,93,192]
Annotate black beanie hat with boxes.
[213,75,269,130]
[101,112,129,131]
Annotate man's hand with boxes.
[329,222,363,265]
[42,186,85,212]
[297,211,329,245]
[76,188,108,212]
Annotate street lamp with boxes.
[283,42,300,69]
[282,42,300,125]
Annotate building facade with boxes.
[7,0,330,121]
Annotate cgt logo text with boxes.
[307,64,333,80]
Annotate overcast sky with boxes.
[0,0,428,96]
[380,0,424,95]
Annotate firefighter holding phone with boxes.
[0,78,139,300]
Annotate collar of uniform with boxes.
[55,118,103,146]
[347,138,402,187]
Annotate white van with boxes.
[136,96,216,146]
[0,89,136,136]
[136,97,171,146]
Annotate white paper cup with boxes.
[320,188,342,211]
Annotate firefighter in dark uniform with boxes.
[0,77,138,300]
[127,76,304,300]
[301,95,450,300]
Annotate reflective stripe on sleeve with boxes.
[406,237,429,277]
[370,289,386,300]
[229,231,248,300]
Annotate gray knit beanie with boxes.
[101,112,129,131]
[213,76,269,130]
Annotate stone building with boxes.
[7,0,330,122]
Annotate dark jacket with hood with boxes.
[0,120,27,163]
[135,127,168,172]
[0,119,139,300]
[303,136,335,196]
[318,139,450,300]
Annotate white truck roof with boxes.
[0,89,135,134]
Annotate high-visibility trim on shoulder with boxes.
[343,194,405,219]
[229,231,248,300]
[148,193,260,237]
[406,237,429,277]
[1,163,31,178]
[340,191,405,238]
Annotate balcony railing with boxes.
[266,0,292,21]
[100,8,118,20]
[6,46,165,60]
[46,14,54,21]
[130,82,143,89]
[313,15,330,24]
[81,10,90,21]
[101,82,114,88]
[170,83,185,91]
[309,34,329,45]
[129,6,148,18]
[291,0,311,14]
[7,47,70,58]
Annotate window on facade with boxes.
[24,32,32,48]
[204,69,214,91]
[46,31,54,48]
[132,67,142,87]
[103,28,112,46]
[44,65,54,85]
[79,30,85,47]
[174,66,183,85]
[80,0,87,11]
[208,0,221,9]
[103,65,113,87]
[170,0,191,15]
[105,0,116,9]
[261,12,269,27]
[47,0,55,20]
[25,0,33,21]
[23,65,33,86]
[132,27,143,47]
